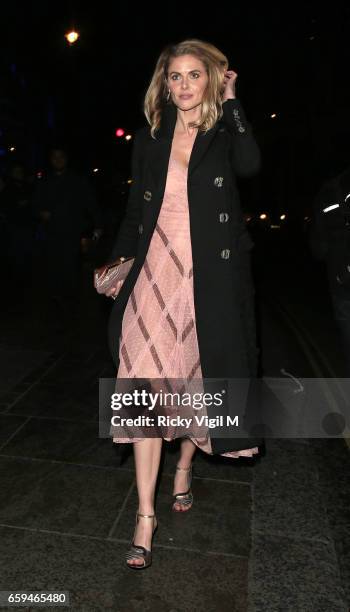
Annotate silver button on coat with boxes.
[143,190,152,201]
[138,224,143,234]
[214,176,224,187]
[221,249,230,259]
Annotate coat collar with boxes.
[154,102,221,178]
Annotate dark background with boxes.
[0,7,349,606]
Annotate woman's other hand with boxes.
[222,69,238,102]
[105,279,124,299]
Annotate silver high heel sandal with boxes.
[125,511,158,570]
[172,464,193,512]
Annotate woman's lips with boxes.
[179,94,193,99]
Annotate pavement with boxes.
[0,237,349,612]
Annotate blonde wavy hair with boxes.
[144,39,229,138]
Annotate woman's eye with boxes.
[170,73,200,80]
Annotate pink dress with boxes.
[112,149,259,459]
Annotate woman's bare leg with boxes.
[127,437,163,567]
[173,437,197,511]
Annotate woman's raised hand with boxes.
[222,69,238,102]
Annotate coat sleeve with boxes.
[107,130,142,262]
[222,98,261,178]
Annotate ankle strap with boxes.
[176,464,192,471]
[137,512,155,518]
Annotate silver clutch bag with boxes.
[94,256,135,295]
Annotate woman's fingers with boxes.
[106,280,124,297]
[224,70,237,80]
[105,285,117,296]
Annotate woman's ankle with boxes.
[176,461,192,470]
[137,506,155,516]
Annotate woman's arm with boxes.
[222,98,261,178]
[107,130,142,262]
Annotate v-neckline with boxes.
[169,134,197,173]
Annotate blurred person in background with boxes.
[1,162,35,297]
[309,164,350,376]
[32,146,103,332]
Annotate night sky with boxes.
[1,1,350,209]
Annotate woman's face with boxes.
[166,54,209,111]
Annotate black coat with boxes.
[108,98,263,453]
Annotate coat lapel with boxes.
[188,125,219,177]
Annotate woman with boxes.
[104,39,262,569]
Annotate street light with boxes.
[65,30,80,45]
